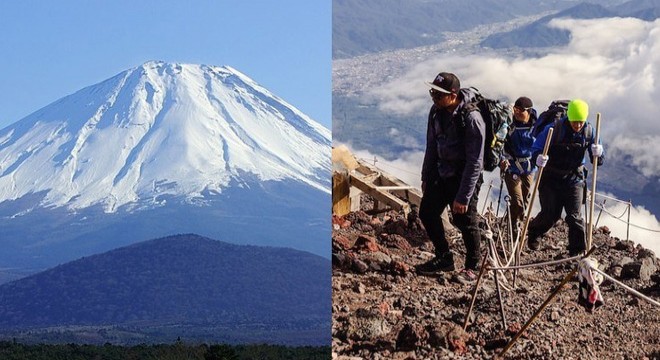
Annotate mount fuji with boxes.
[0,61,331,276]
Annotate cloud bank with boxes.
[370,17,660,176]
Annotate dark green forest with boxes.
[0,341,330,360]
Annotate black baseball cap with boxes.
[514,96,533,109]
[425,72,460,94]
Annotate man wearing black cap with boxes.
[416,72,485,282]
[500,96,538,242]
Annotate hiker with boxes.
[416,72,485,282]
[527,99,604,256]
[500,96,537,241]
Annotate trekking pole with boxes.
[504,195,514,259]
[586,113,601,250]
[463,253,489,331]
[583,186,589,250]
[499,246,598,358]
[514,128,554,287]
[482,180,494,215]
[496,171,505,218]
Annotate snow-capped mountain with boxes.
[0,61,331,275]
[0,61,330,213]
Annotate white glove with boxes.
[591,144,603,157]
[536,154,549,168]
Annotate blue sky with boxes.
[0,0,331,128]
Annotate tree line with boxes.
[0,340,330,360]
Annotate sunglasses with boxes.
[513,106,531,113]
[429,88,450,99]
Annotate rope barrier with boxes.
[593,191,630,204]
[489,254,582,271]
[595,203,660,233]
[598,201,628,219]
[590,267,660,308]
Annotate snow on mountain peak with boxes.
[0,61,331,213]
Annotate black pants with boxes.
[419,175,482,270]
[527,178,586,253]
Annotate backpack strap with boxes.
[550,118,565,145]
[551,118,593,147]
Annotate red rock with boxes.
[332,234,352,251]
[378,301,390,316]
[390,260,410,275]
[352,234,380,253]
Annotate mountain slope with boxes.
[332,207,660,358]
[332,0,629,58]
[0,234,331,345]
[0,61,331,271]
[481,3,617,49]
[0,61,330,213]
[481,1,660,49]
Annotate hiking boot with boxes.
[453,269,478,285]
[415,254,455,275]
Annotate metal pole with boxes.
[499,246,598,358]
[595,199,606,228]
[627,200,631,241]
[505,196,514,256]
[586,113,601,250]
[496,172,505,218]
[482,180,494,215]
[463,253,490,331]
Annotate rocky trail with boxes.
[332,198,660,359]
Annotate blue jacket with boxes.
[421,88,485,205]
[503,113,537,175]
[532,116,604,183]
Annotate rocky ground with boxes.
[332,197,660,360]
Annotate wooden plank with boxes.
[349,174,410,215]
[355,158,422,207]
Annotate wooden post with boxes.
[332,172,351,216]
[586,113,601,250]
[514,128,554,286]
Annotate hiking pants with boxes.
[419,175,482,270]
[504,172,533,239]
[527,178,586,253]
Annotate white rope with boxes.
[590,267,660,308]
[489,254,582,271]
[593,191,630,204]
[597,201,628,219]
[596,203,660,233]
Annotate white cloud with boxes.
[592,194,660,256]
[370,17,660,176]
[387,127,423,149]
[349,146,425,189]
